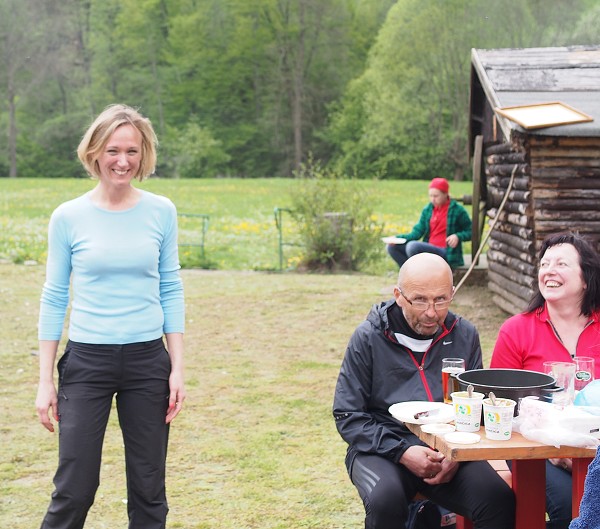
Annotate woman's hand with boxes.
[549,458,572,472]
[166,369,186,424]
[165,333,185,424]
[36,380,59,432]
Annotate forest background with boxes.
[1,0,600,182]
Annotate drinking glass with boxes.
[574,356,595,391]
[543,361,575,406]
[442,358,465,404]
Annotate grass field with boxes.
[0,265,507,529]
[0,177,474,273]
[0,177,502,528]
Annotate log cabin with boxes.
[469,45,600,314]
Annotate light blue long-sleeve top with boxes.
[38,190,185,344]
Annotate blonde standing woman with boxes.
[35,104,185,529]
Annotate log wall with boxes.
[485,133,600,315]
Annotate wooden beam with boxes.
[490,230,534,252]
[488,268,535,298]
[488,209,531,227]
[534,220,600,233]
[487,249,536,276]
[532,158,600,168]
[487,163,530,177]
[531,178,600,190]
[491,293,526,316]
[491,223,534,241]
[488,238,536,264]
[529,137,600,149]
[485,142,514,155]
[530,148,600,159]
[534,209,600,221]
[487,175,530,191]
[533,188,600,199]
[533,198,600,210]
[488,282,530,313]
[530,167,600,178]
[487,152,528,164]
[488,187,530,203]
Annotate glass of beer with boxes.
[442,358,465,404]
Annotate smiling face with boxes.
[96,124,143,188]
[538,243,586,306]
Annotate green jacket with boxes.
[400,199,472,268]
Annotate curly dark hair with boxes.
[527,232,600,315]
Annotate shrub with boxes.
[290,158,383,271]
[161,118,231,178]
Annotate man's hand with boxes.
[399,446,444,478]
[399,445,459,484]
[424,457,459,485]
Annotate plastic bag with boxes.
[574,379,600,406]
[513,397,600,449]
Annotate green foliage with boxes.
[289,159,384,271]
[324,0,595,180]
[3,0,598,180]
[161,119,231,178]
[1,0,395,179]
[1,177,477,274]
[16,112,87,178]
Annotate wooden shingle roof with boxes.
[470,45,600,146]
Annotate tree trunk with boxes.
[291,0,305,172]
[8,77,17,178]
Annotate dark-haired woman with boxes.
[491,231,600,529]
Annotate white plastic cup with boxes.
[483,398,516,440]
[451,391,484,432]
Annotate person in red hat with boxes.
[386,177,472,269]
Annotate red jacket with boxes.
[490,303,600,378]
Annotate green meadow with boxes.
[1,178,503,529]
[0,177,474,273]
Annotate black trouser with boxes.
[40,339,171,529]
[350,452,515,529]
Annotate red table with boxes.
[405,423,595,529]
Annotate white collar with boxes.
[394,332,432,352]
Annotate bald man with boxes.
[333,254,515,529]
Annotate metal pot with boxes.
[456,368,561,410]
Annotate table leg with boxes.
[511,459,546,529]
[571,457,592,517]
[455,515,473,529]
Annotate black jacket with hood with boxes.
[333,298,482,473]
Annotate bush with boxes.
[161,118,231,178]
[290,158,383,271]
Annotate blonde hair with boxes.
[77,104,158,180]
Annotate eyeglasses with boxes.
[398,289,453,312]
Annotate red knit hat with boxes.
[429,177,449,194]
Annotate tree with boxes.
[324,0,593,181]
[0,0,45,177]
